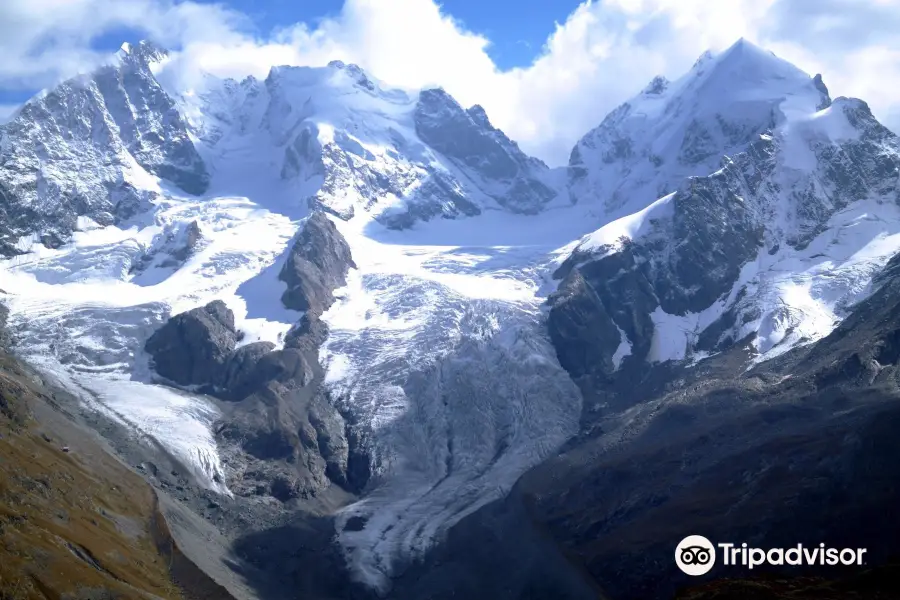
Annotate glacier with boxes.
[3,36,900,598]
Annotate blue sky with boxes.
[1,0,580,108]
[2,0,900,163]
[86,0,584,69]
[210,0,584,69]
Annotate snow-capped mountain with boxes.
[0,41,208,256]
[551,39,900,413]
[0,41,581,595]
[186,60,561,229]
[2,35,900,600]
[568,39,832,219]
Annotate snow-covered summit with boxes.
[187,60,560,226]
[116,40,169,67]
[0,41,560,260]
[0,40,578,595]
[568,38,831,219]
[6,34,900,599]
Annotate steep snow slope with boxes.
[184,61,562,227]
[568,38,830,221]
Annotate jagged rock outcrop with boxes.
[0,41,208,256]
[144,300,238,387]
[220,341,276,396]
[130,219,204,275]
[546,270,622,382]
[143,212,361,502]
[145,301,355,501]
[216,308,359,496]
[279,211,356,316]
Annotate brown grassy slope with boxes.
[0,348,185,600]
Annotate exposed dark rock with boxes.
[0,301,9,349]
[378,171,482,229]
[218,380,352,499]
[219,341,276,398]
[279,211,356,316]
[270,474,304,502]
[130,220,205,275]
[284,313,330,352]
[143,294,358,501]
[431,249,900,600]
[144,300,237,387]
[414,88,556,214]
[170,220,202,262]
[252,348,316,389]
[813,73,832,110]
[546,270,621,381]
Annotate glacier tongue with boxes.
[321,214,583,591]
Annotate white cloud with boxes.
[0,105,21,125]
[0,0,245,89]
[2,0,900,164]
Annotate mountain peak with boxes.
[725,36,758,52]
[569,37,831,219]
[117,40,168,69]
[718,37,773,62]
[700,37,806,82]
[329,60,376,91]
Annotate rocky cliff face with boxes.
[514,242,900,599]
[279,211,356,315]
[0,41,208,256]
[414,89,557,214]
[145,300,238,388]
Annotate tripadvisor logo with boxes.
[675,535,716,576]
[675,535,868,576]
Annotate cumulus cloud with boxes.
[0,0,247,89]
[1,0,899,164]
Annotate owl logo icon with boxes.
[675,535,716,575]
